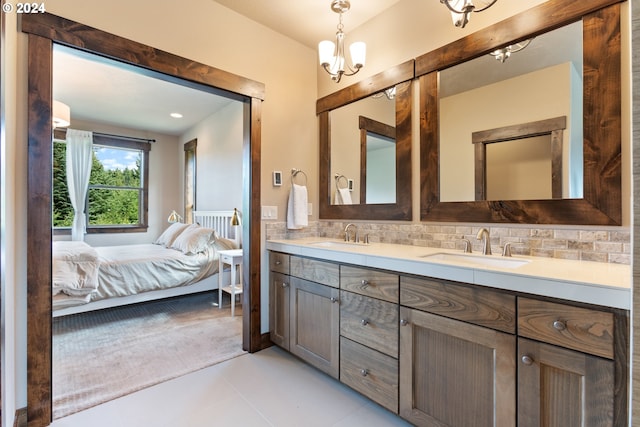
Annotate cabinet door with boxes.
[518,338,614,427]
[399,307,516,427]
[269,272,290,350]
[290,277,340,378]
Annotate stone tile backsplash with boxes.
[265,221,631,265]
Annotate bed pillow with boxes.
[170,224,215,255]
[154,222,189,247]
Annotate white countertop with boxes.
[266,238,631,310]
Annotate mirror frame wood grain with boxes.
[317,60,414,220]
[418,0,622,225]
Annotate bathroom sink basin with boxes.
[309,241,368,248]
[420,252,530,269]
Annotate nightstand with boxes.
[218,249,243,316]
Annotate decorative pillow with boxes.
[154,222,189,247]
[170,224,216,254]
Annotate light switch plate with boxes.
[261,205,277,220]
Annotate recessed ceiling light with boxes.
[170,112,183,119]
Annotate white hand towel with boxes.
[338,188,352,205]
[287,183,308,229]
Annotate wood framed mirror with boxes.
[418,0,622,225]
[317,61,414,220]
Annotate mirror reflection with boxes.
[330,88,396,205]
[438,21,583,202]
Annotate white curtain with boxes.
[66,129,93,241]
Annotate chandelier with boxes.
[489,39,533,62]
[318,0,366,83]
[440,0,497,28]
[372,87,396,100]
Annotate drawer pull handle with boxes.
[361,319,369,326]
[521,355,534,366]
[361,279,370,287]
[360,369,369,377]
[553,320,566,331]
[400,319,409,326]
[330,297,339,304]
[281,282,288,288]
[275,260,281,265]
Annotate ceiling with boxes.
[212,0,404,49]
[53,45,235,136]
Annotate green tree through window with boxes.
[53,135,150,232]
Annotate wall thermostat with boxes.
[273,171,282,187]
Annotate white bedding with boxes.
[53,241,100,297]
[52,242,220,310]
[92,243,217,300]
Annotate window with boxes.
[53,134,150,233]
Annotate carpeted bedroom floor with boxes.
[52,291,244,419]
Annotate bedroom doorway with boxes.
[24,12,264,426]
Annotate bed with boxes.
[52,210,240,317]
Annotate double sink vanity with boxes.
[282,0,629,424]
[266,238,629,426]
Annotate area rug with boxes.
[53,292,244,419]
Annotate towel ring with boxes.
[291,168,308,186]
[334,174,348,190]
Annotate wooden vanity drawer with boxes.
[340,337,398,414]
[340,291,398,357]
[517,298,614,359]
[269,252,289,274]
[290,256,339,288]
[340,266,399,303]
[400,276,516,334]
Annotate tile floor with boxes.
[50,346,411,427]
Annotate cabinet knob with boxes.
[360,368,369,377]
[275,260,281,265]
[330,297,339,304]
[361,279,370,287]
[281,282,288,288]
[521,355,534,365]
[361,319,369,326]
[400,319,409,326]
[552,320,566,331]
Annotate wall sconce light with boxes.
[440,0,497,28]
[52,100,71,128]
[167,210,182,223]
[318,0,366,83]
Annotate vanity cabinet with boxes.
[269,253,340,378]
[399,276,516,426]
[338,266,400,413]
[269,252,290,349]
[517,298,616,426]
[267,250,628,426]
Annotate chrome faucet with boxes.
[344,223,358,242]
[476,228,492,255]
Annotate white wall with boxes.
[180,101,244,213]
[439,63,573,202]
